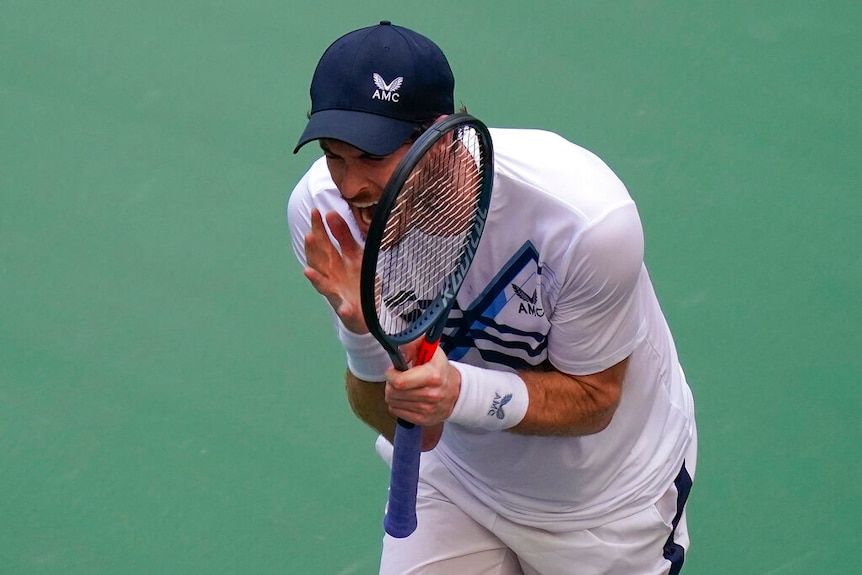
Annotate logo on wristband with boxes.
[488,392,513,420]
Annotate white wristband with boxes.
[447,362,529,430]
[339,328,392,382]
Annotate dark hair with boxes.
[408,104,469,142]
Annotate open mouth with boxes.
[353,201,377,226]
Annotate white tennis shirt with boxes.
[288,128,696,531]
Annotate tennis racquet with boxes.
[360,113,494,538]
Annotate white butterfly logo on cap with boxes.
[372,73,404,103]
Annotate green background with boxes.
[2,1,859,573]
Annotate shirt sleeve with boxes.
[547,202,646,375]
[286,168,316,269]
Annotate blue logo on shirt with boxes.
[442,241,550,371]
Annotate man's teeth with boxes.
[353,202,376,224]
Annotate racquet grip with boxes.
[384,420,423,538]
[383,337,441,538]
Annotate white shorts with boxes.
[376,427,697,575]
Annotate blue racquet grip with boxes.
[384,420,423,538]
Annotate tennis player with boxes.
[288,21,698,575]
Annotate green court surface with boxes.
[2,2,859,573]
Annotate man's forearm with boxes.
[345,370,397,442]
[513,358,627,436]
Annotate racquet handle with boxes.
[383,336,441,538]
[384,420,423,538]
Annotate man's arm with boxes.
[514,357,626,436]
[345,371,396,441]
[384,348,627,437]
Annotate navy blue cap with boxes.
[294,21,455,156]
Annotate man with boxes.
[288,21,697,575]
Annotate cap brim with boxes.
[293,109,418,156]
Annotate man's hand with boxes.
[384,346,461,428]
[303,208,367,334]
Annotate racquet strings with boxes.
[374,125,487,337]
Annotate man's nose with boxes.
[338,167,368,200]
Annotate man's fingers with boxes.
[325,210,362,260]
[309,208,327,237]
[303,267,328,292]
